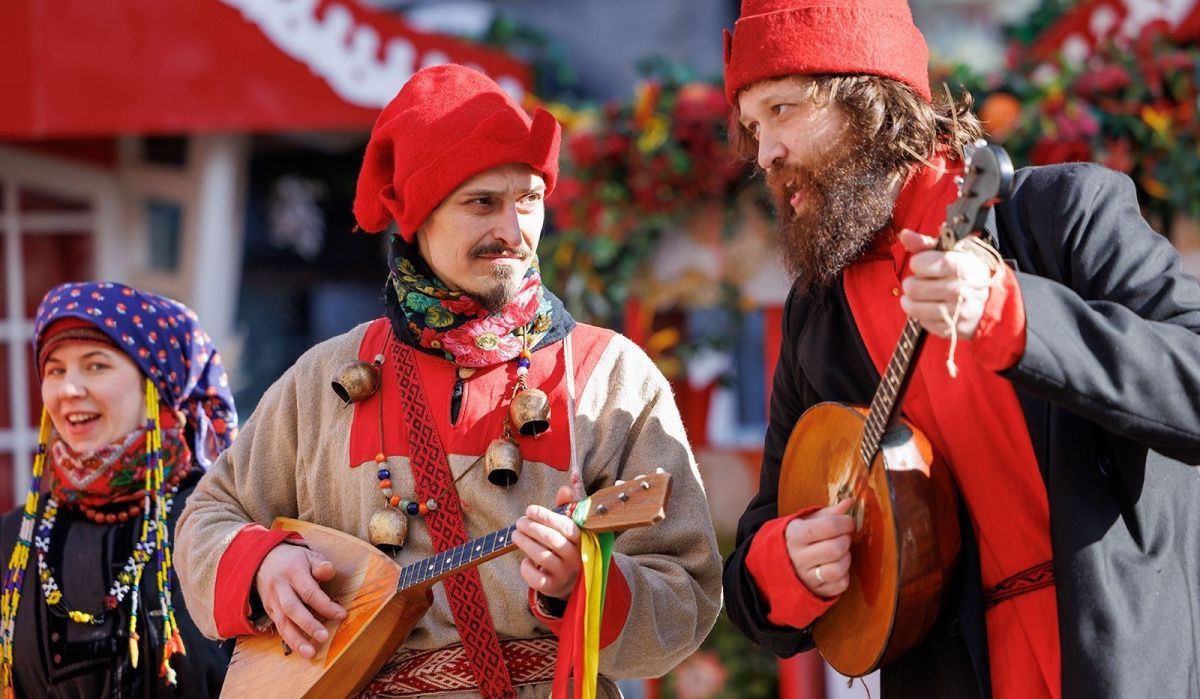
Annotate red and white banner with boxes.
[0,0,531,138]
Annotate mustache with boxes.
[764,163,822,225]
[470,241,532,259]
[765,164,817,198]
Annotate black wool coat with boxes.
[722,163,1200,698]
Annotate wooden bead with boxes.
[379,478,392,489]
[389,495,401,507]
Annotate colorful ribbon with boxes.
[552,499,614,699]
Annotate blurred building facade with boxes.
[0,0,530,505]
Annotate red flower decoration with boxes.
[440,317,524,367]
[417,326,442,349]
[568,132,603,167]
[1031,137,1093,165]
[441,296,487,318]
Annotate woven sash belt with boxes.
[356,637,559,698]
[985,560,1055,609]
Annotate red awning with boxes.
[0,0,532,139]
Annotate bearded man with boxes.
[175,64,721,698]
[719,2,1200,698]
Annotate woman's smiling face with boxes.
[41,341,145,453]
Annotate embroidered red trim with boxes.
[985,560,1055,609]
[392,340,517,699]
[356,637,558,697]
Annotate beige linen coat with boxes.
[176,320,721,697]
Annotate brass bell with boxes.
[331,359,381,405]
[508,388,551,437]
[368,507,408,551]
[484,438,523,487]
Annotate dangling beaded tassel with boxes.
[139,380,186,684]
[0,409,52,698]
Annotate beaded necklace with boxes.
[0,412,51,697]
[366,340,500,549]
[33,492,173,625]
[371,351,441,518]
[0,379,187,694]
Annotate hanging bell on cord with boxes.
[508,388,551,437]
[331,356,382,405]
[484,438,523,487]
[368,506,408,551]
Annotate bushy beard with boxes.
[766,138,899,294]
[469,240,532,314]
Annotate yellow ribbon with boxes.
[578,531,603,699]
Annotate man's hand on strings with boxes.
[898,229,991,340]
[514,485,582,600]
[254,544,347,659]
[785,497,856,598]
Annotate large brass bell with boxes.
[368,507,408,552]
[509,388,551,436]
[484,438,523,487]
[332,356,382,405]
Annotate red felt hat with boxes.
[353,64,562,241]
[723,0,932,105]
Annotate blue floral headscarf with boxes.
[33,282,238,468]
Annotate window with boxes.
[146,199,183,272]
[0,177,96,510]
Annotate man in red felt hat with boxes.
[175,64,721,697]
[720,1,1200,698]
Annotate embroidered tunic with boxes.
[176,318,723,698]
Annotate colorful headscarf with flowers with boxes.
[33,282,238,468]
[388,249,556,368]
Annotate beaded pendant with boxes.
[487,343,547,486]
[367,452,437,549]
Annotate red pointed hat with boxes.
[354,64,561,241]
[723,0,932,105]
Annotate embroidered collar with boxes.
[49,409,190,510]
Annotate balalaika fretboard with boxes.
[396,504,571,591]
